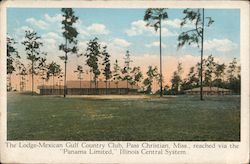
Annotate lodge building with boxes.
[184,87,232,95]
[38,80,139,95]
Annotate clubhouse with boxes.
[184,87,232,95]
[38,80,139,95]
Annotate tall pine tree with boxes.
[177,8,214,100]
[22,30,45,95]
[59,8,78,97]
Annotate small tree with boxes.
[122,50,133,89]
[144,8,168,97]
[59,8,79,97]
[170,62,183,94]
[204,55,216,89]
[47,61,62,94]
[177,8,214,100]
[22,30,44,95]
[130,66,143,89]
[190,66,199,88]
[227,58,237,82]
[37,57,47,87]
[84,37,101,90]
[7,36,20,91]
[15,61,27,91]
[214,63,226,93]
[227,58,240,94]
[143,66,159,94]
[58,72,64,93]
[113,59,121,89]
[74,65,84,94]
[102,45,112,94]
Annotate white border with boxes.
[0,0,249,163]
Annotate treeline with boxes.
[165,55,240,95]
[7,8,240,97]
[7,34,145,94]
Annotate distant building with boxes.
[38,81,139,95]
[184,87,232,95]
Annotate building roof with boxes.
[184,87,232,92]
[38,80,139,89]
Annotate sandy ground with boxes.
[65,94,178,100]
[67,94,151,99]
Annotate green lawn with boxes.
[7,92,240,141]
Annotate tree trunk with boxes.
[32,60,34,96]
[8,74,12,91]
[80,78,82,95]
[19,74,21,92]
[200,8,205,100]
[159,18,163,97]
[106,80,108,95]
[94,78,97,94]
[52,75,54,95]
[64,38,68,98]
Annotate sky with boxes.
[7,8,240,91]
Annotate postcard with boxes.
[0,0,249,163]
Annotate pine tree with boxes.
[74,65,84,94]
[143,66,159,94]
[59,8,79,97]
[46,61,62,94]
[170,62,183,94]
[144,8,168,97]
[204,55,216,88]
[113,59,121,89]
[177,8,214,100]
[22,30,45,95]
[7,36,20,91]
[102,45,112,93]
[84,37,101,90]
[130,66,143,89]
[122,50,133,89]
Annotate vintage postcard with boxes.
[0,0,249,163]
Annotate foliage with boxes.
[102,46,112,82]
[177,8,214,100]
[204,55,216,87]
[74,65,84,81]
[113,59,121,87]
[130,66,143,87]
[84,37,101,87]
[47,62,62,79]
[22,30,45,95]
[226,58,240,94]
[144,8,168,31]
[144,8,168,97]
[170,55,240,95]
[38,57,48,84]
[59,8,78,55]
[182,66,199,91]
[7,36,20,91]
[213,63,226,89]
[170,62,183,94]
[227,58,237,82]
[177,9,213,48]
[7,36,20,74]
[15,60,28,91]
[121,50,133,87]
[59,8,79,97]
[143,66,159,94]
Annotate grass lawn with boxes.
[7,92,240,141]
